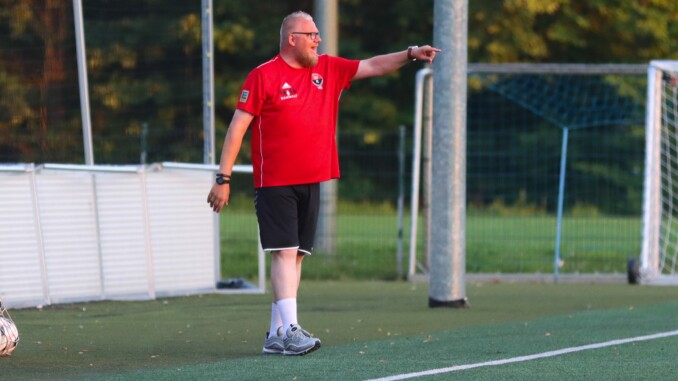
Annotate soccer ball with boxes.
[0,317,19,356]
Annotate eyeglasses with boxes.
[291,32,321,41]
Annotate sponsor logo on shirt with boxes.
[311,73,323,90]
[279,82,298,100]
[239,89,249,103]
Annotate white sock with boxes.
[276,297,298,334]
[268,303,282,339]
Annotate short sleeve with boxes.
[329,56,360,90]
[236,68,266,116]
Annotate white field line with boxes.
[365,329,678,381]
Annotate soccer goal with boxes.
[638,60,678,285]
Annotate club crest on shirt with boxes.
[239,89,249,103]
[311,73,323,89]
[279,82,298,100]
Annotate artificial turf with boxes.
[2,281,677,380]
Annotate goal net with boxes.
[639,60,678,285]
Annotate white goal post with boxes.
[638,60,678,285]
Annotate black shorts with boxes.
[254,183,320,255]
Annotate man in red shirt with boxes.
[208,11,440,356]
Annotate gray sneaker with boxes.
[283,324,321,356]
[262,326,284,355]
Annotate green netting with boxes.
[484,74,645,129]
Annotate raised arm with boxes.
[207,109,255,213]
[352,45,441,80]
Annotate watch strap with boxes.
[407,46,418,61]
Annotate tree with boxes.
[0,0,80,163]
[468,0,678,63]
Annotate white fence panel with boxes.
[0,164,220,308]
[146,170,215,295]
[37,170,103,303]
[0,169,47,307]
[95,172,154,299]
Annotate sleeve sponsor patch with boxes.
[239,89,250,103]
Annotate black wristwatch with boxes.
[407,45,418,61]
[216,173,230,185]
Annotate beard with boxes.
[297,50,318,68]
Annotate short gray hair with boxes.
[279,11,313,49]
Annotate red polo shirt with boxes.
[236,54,359,188]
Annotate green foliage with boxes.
[0,0,675,215]
[469,190,548,217]
[468,0,678,63]
[3,1,676,162]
